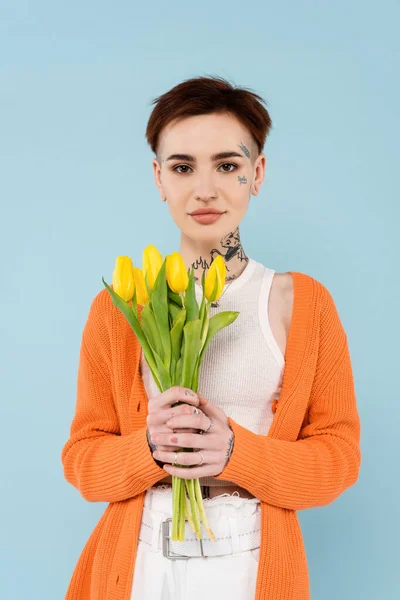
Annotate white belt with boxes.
[138,504,261,560]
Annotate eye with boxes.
[172,164,193,174]
[171,163,238,174]
[218,163,238,173]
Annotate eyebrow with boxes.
[165,151,245,163]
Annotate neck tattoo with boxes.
[190,227,249,307]
[210,262,247,307]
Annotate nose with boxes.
[193,172,218,201]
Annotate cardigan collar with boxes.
[267,271,315,438]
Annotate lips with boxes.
[190,212,224,225]
[190,210,224,216]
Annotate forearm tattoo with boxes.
[146,427,157,452]
[146,428,165,468]
[225,431,235,465]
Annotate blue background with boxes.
[1,1,398,598]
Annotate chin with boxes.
[186,225,225,240]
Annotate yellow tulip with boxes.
[166,252,189,294]
[142,244,163,290]
[112,256,135,302]
[204,255,226,302]
[132,266,150,305]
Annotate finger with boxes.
[147,401,199,429]
[166,403,203,421]
[197,398,222,419]
[157,429,198,452]
[153,449,215,467]
[165,413,208,432]
[148,386,200,411]
[150,431,209,449]
[162,464,216,480]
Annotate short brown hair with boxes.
[145,74,272,160]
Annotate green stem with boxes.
[179,479,186,541]
[194,478,216,541]
[171,475,180,541]
[186,479,201,539]
[184,491,195,533]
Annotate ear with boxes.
[152,157,166,201]
[252,153,266,196]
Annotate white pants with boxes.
[130,485,261,600]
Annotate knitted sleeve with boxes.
[214,283,362,510]
[60,291,166,503]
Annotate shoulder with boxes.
[86,287,114,325]
[84,285,141,339]
[274,270,338,307]
[273,270,343,329]
[271,272,294,330]
[83,286,126,344]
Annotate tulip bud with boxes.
[112,256,135,302]
[132,266,149,306]
[166,252,189,294]
[142,244,163,290]
[204,255,226,302]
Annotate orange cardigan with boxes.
[61,271,361,600]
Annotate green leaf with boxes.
[181,318,202,389]
[168,289,183,307]
[151,260,172,371]
[102,278,159,378]
[199,310,239,365]
[141,351,163,392]
[175,356,183,386]
[153,348,172,390]
[191,353,201,393]
[170,309,187,362]
[184,267,199,321]
[168,301,182,323]
[170,353,177,386]
[140,303,163,358]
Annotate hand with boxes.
[146,386,208,454]
[151,395,235,479]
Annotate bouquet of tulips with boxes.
[102,244,239,542]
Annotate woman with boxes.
[61,75,362,600]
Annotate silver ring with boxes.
[197,451,204,466]
[193,407,200,415]
[172,452,179,466]
[204,417,213,433]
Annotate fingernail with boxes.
[185,389,197,398]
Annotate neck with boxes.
[179,226,249,285]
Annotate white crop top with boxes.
[139,257,285,487]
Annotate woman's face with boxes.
[152,112,265,243]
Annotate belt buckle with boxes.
[161,517,205,560]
